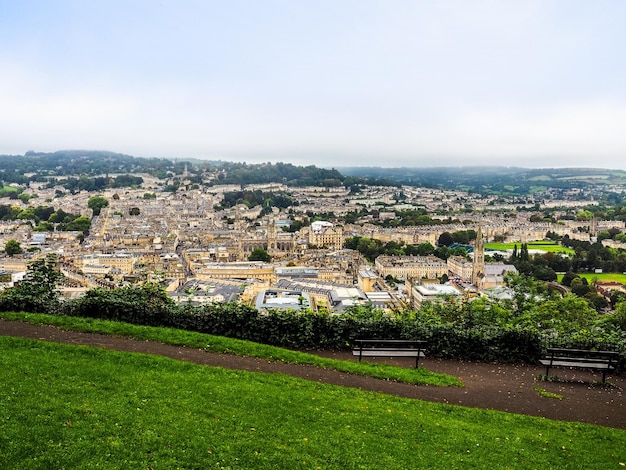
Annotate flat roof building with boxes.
[409,282,461,308]
[255,289,312,311]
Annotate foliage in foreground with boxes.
[1,337,625,470]
[1,259,625,366]
[52,283,625,366]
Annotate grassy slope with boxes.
[1,337,624,469]
[0,312,461,387]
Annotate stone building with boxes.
[375,255,447,280]
[307,221,344,250]
[447,256,473,280]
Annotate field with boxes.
[485,242,575,255]
[556,272,626,284]
[1,336,625,469]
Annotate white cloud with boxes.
[1,1,626,169]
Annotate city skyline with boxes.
[1,1,625,169]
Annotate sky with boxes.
[1,0,625,169]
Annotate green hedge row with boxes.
[3,283,623,367]
[48,289,552,364]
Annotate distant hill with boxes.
[0,150,396,188]
[0,150,180,178]
[4,151,623,193]
[338,166,626,194]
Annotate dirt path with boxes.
[1,319,624,430]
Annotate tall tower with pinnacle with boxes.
[471,226,485,289]
[590,216,598,238]
[267,217,277,252]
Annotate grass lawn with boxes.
[0,312,461,387]
[485,242,575,255]
[556,272,626,285]
[1,337,625,469]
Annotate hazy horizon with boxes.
[4,148,625,173]
[2,1,625,169]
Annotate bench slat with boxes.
[546,348,619,357]
[353,350,426,357]
[542,357,614,365]
[353,340,427,346]
[539,359,614,370]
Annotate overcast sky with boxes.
[1,1,625,168]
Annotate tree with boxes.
[437,232,454,247]
[0,253,64,313]
[129,207,140,216]
[87,195,109,216]
[532,265,557,282]
[586,292,609,311]
[570,277,590,297]
[5,239,22,256]
[64,215,92,233]
[433,245,452,260]
[611,302,626,330]
[248,248,271,262]
[519,243,530,262]
[414,242,435,256]
[66,284,174,325]
[560,271,578,287]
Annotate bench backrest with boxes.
[545,348,620,363]
[354,339,427,349]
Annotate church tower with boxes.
[471,226,485,289]
[267,217,277,252]
[589,216,598,238]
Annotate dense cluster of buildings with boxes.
[1,175,624,313]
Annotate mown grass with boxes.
[533,386,564,400]
[485,242,575,255]
[556,272,626,285]
[0,311,461,387]
[0,337,624,469]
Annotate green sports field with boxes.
[485,242,575,255]
[556,272,626,284]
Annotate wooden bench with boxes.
[352,339,427,368]
[539,348,620,383]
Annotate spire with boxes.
[471,225,485,288]
[267,217,277,251]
